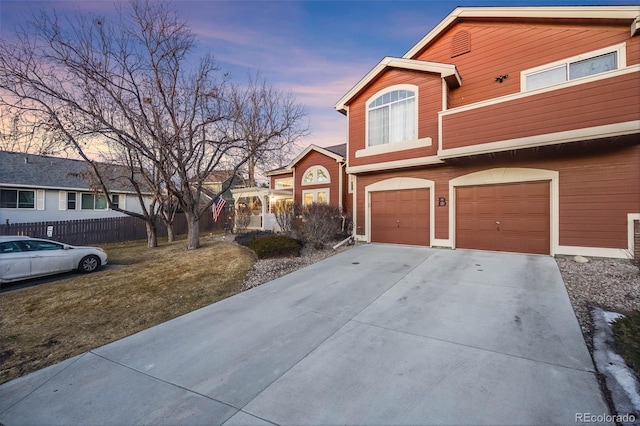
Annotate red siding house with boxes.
[335,6,640,258]
[267,144,351,213]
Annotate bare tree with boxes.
[274,200,297,235]
[0,109,68,156]
[0,1,307,249]
[231,73,309,187]
[235,205,252,232]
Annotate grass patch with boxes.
[611,310,640,379]
[0,237,256,385]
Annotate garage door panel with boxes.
[476,186,497,199]
[457,202,474,215]
[478,204,496,215]
[371,188,430,246]
[456,181,550,255]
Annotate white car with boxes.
[0,236,108,283]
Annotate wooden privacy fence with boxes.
[0,206,234,246]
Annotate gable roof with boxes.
[0,150,135,192]
[334,5,640,114]
[265,143,347,176]
[334,58,460,114]
[403,6,640,59]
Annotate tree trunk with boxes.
[166,224,175,242]
[145,220,158,248]
[248,156,256,187]
[185,211,200,249]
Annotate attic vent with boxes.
[451,31,471,57]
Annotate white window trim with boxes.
[521,43,626,92]
[274,177,294,190]
[348,175,355,194]
[302,188,330,205]
[356,137,432,158]
[365,84,419,150]
[301,166,331,186]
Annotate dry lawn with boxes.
[0,237,256,385]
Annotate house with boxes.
[231,143,351,232]
[334,6,640,258]
[201,170,245,203]
[0,150,150,224]
[267,143,351,210]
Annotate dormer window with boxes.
[367,86,417,147]
[302,166,330,185]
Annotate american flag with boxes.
[212,196,226,222]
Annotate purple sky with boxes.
[1,0,637,151]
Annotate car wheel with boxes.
[79,255,100,273]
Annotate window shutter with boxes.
[36,190,45,211]
[59,191,67,210]
[120,194,126,210]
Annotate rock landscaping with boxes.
[556,255,640,352]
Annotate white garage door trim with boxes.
[448,168,559,255]
[365,177,434,245]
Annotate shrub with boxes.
[300,203,343,249]
[248,235,303,259]
[235,205,252,231]
[611,310,640,378]
[234,230,275,247]
[274,201,300,235]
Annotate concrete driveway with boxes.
[0,245,610,425]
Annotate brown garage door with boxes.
[371,189,430,246]
[456,181,550,255]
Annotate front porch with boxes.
[230,187,293,232]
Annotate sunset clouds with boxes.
[1,0,635,149]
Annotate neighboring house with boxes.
[201,170,245,203]
[231,143,350,232]
[334,6,640,258]
[200,170,244,229]
[267,143,351,211]
[0,151,150,224]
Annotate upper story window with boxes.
[302,166,330,185]
[523,44,625,91]
[274,177,294,190]
[367,86,417,147]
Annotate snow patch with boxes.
[592,308,640,424]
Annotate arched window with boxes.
[301,166,330,185]
[367,87,416,147]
